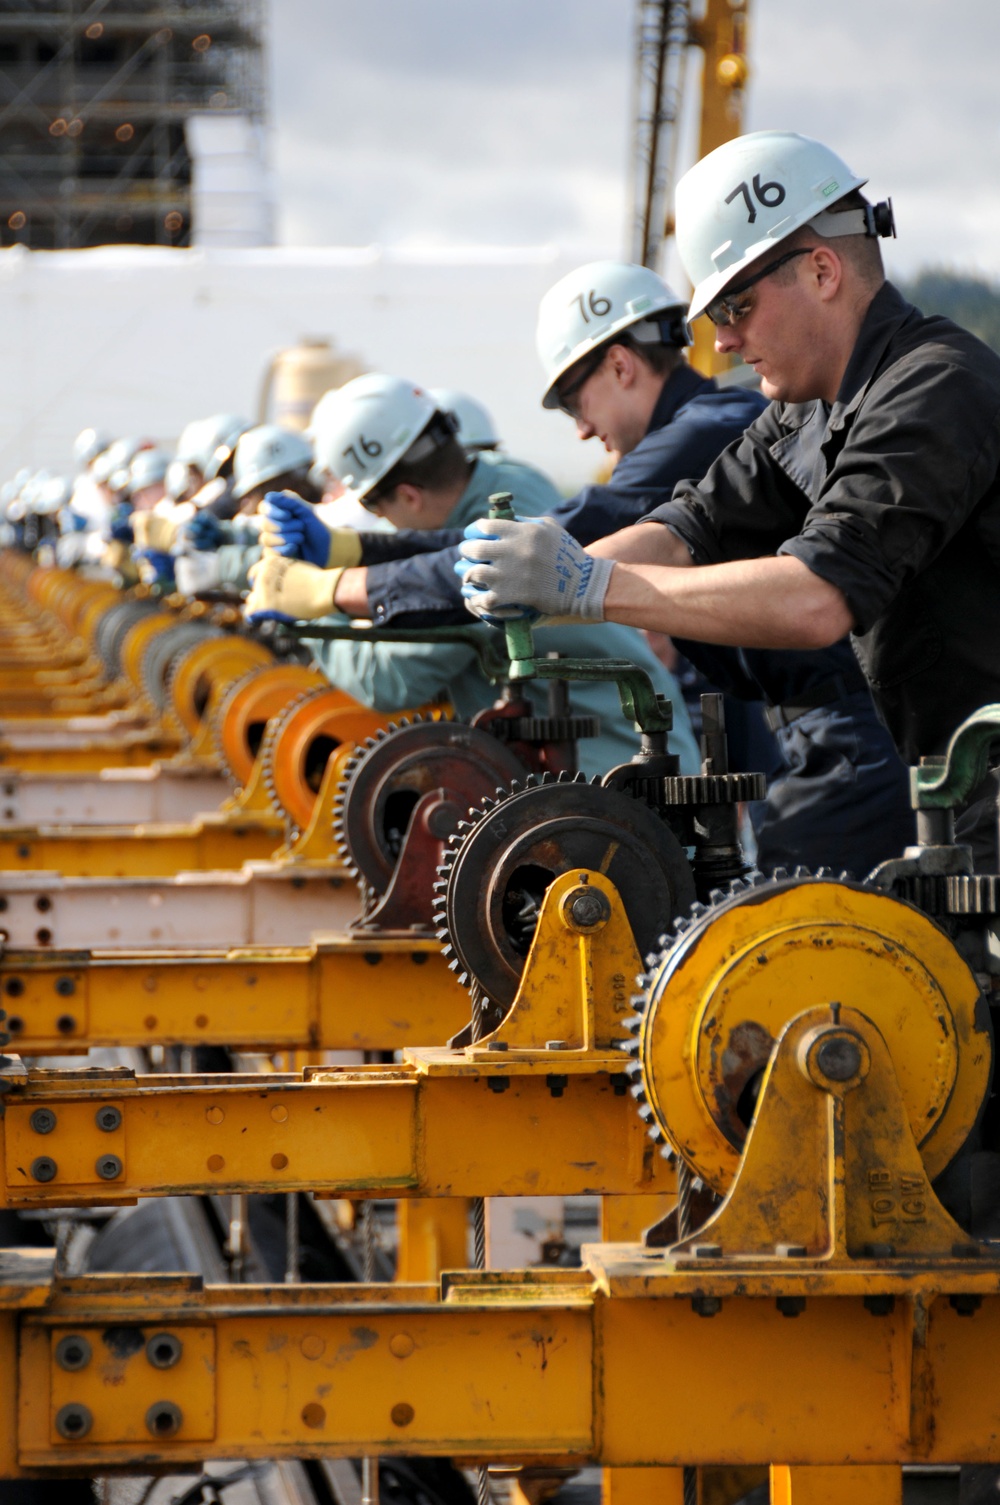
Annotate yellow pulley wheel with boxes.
[212,662,330,786]
[119,611,179,693]
[168,635,274,738]
[261,685,389,834]
[632,875,990,1194]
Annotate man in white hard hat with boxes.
[243,373,699,779]
[458,131,1000,865]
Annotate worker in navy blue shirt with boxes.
[264,260,913,873]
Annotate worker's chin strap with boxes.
[808,198,896,240]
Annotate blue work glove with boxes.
[134,549,176,589]
[259,491,334,567]
[108,504,134,544]
[181,510,233,552]
[456,516,613,624]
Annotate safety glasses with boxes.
[554,348,608,418]
[705,246,816,328]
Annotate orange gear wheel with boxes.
[167,634,275,740]
[261,685,389,835]
[212,662,331,786]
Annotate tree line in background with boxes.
[900,270,1000,353]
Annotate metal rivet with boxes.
[301,1402,326,1429]
[391,1402,415,1427]
[4,978,24,998]
[56,1015,76,1035]
[389,1333,415,1359]
[145,1401,182,1438]
[95,1106,122,1133]
[55,1335,91,1372]
[54,977,75,998]
[30,1156,57,1183]
[146,1333,182,1369]
[30,1108,57,1135]
[55,1403,92,1440]
[95,1154,122,1181]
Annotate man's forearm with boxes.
[588,521,696,566]
[332,566,370,617]
[603,553,855,649]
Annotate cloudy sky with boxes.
[268,0,1000,283]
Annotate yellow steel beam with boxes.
[0,1057,670,1206]
[2,1264,1000,1473]
[0,937,469,1053]
[0,734,180,774]
[0,809,284,875]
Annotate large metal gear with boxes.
[332,717,525,895]
[258,684,386,835]
[626,871,991,1194]
[434,774,697,1011]
[210,662,327,787]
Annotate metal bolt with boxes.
[145,1401,183,1438]
[95,1154,123,1181]
[95,1106,122,1133]
[30,1156,57,1183]
[55,1403,92,1440]
[567,888,611,929]
[146,1332,183,1369]
[55,977,76,998]
[55,1335,92,1372]
[56,1015,77,1035]
[29,1108,56,1135]
[814,1033,862,1082]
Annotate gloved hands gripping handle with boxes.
[259,491,362,569]
[455,515,613,624]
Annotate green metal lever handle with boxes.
[911,703,1000,809]
[487,493,672,735]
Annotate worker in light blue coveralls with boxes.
[243,373,700,780]
[252,264,913,875]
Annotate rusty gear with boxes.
[434,773,696,1012]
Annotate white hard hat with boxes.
[93,436,147,490]
[176,418,212,470]
[310,374,449,499]
[429,389,500,451]
[34,474,72,515]
[164,458,194,502]
[73,427,113,471]
[231,424,314,502]
[674,130,887,320]
[127,447,172,498]
[536,260,691,409]
[200,414,252,481]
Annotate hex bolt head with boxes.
[30,1156,57,1183]
[95,1105,122,1133]
[55,1403,93,1440]
[567,888,611,929]
[145,1401,183,1438]
[146,1332,183,1369]
[29,1108,57,1135]
[55,1335,92,1372]
[95,1154,123,1181]
[814,1034,863,1082]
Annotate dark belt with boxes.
[764,673,862,733]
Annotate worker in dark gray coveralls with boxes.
[262,259,914,875]
[458,132,1000,871]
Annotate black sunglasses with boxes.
[554,347,609,417]
[705,246,817,327]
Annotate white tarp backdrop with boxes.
[0,244,614,492]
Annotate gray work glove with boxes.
[456,515,614,624]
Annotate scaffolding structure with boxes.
[0,0,267,250]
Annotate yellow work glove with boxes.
[244,553,345,622]
[132,511,178,551]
